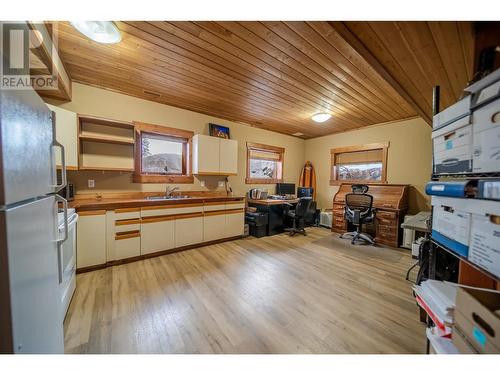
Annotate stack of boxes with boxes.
[427,68,500,279]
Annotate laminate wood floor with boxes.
[64,228,425,353]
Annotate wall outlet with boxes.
[200,180,206,187]
[218,180,224,188]
[88,179,95,188]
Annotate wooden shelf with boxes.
[79,134,135,146]
[431,238,500,283]
[78,115,134,129]
[78,166,134,173]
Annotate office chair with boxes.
[340,192,375,245]
[284,197,315,236]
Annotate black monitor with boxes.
[276,183,295,196]
[297,187,314,198]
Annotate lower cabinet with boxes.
[203,211,226,242]
[175,214,203,248]
[225,210,245,238]
[114,231,141,260]
[141,217,175,255]
[76,211,107,269]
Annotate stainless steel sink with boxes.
[145,195,191,200]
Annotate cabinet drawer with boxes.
[375,230,397,242]
[225,201,245,210]
[375,217,398,227]
[141,204,203,218]
[115,218,141,233]
[203,202,227,212]
[114,208,141,220]
[114,231,141,260]
[376,210,397,220]
[333,204,344,211]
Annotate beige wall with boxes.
[48,83,305,196]
[305,118,432,214]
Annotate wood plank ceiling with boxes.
[54,21,475,139]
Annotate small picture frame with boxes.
[209,123,230,139]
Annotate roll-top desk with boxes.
[332,183,409,248]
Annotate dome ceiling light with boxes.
[70,21,122,44]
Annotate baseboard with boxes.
[76,235,243,274]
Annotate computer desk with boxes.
[247,198,299,235]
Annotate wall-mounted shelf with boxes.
[78,115,135,172]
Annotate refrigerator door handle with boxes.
[50,111,67,192]
[55,194,68,284]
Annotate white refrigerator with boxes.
[0,86,68,353]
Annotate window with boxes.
[246,142,284,184]
[133,121,194,183]
[330,142,389,185]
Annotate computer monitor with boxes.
[297,187,314,198]
[276,183,295,196]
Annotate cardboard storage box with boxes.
[433,122,473,175]
[431,196,471,257]
[452,327,478,354]
[468,200,500,278]
[433,95,471,131]
[453,287,500,354]
[472,97,500,173]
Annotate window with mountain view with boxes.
[246,142,284,184]
[133,122,194,183]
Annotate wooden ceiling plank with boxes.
[263,21,402,120]
[457,22,475,82]
[120,21,361,127]
[337,21,432,123]
[237,21,386,124]
[160,21,380,124]
[306,21,416,117]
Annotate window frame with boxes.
[329,142,389,186]
[133,121,194,183]
[246,142,285,184]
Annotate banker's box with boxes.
[468,200,500,279]
[431,196,470,257]
[472,95,500,174]
[453,287,500,354]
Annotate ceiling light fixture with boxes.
[70,21,121,44]
[312,113,331,123]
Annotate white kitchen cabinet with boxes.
[203,212,226,242]
[141,217,175,255]
[46,104,78,170]
[225,210,244,238]
[113,232,141,260]
[219,138,238,175]
[192,134,238,175]
[175,215,203,247]
[76,211,106,269]
[192,134,220,175]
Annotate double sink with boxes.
[145,195,191,201]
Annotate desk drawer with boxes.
[375,217,398,227]
[376,210,398,220]
[375,230,397,242]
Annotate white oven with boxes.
[58,208,78,318]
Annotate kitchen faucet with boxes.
[165,186,179,197]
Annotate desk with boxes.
[401,211,431,281]
[332,183,409,247]
[248,198,299,235]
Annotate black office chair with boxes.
[340,192,375,245]
[284,197,315,236]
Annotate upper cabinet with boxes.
[192,135,238,175]
[46,104,78,170]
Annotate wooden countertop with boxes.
[70,196,245,211]
[247,198,300,206]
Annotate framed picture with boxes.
[209,123,230,139]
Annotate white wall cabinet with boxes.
[192,135,238,175]
[46,104,78,170]
[175,215,204,248]
[76,211,106,268]
[141,218,175,255]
